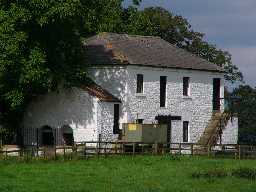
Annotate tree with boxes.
[121,7,243,83]
[231,85,256,144]
[0,0,88,130]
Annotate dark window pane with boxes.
[160,76,167,107]
[113,104,120,134]
[137,74,143,93]
[213,78,221,111]
[183,77,190,96]
[183,121,189,142]
[136,119,144,124]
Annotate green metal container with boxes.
[122,124,167,143]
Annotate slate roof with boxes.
[81,82,121,103]
[84,32,224,73]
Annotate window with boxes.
[183,77,190,96]
[183,121,189,142]
[136,74,143,93]
[113,104,120,134]
[160,76,167,107]
[136,119,144,124]
[213,78,221,111]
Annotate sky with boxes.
[125,0,256,87]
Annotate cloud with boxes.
[135,0,256,47]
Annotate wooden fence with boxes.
[1,142,256,160]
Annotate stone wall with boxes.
[89,67,128,126]
[23,65,236,146]
[126,66,225,143]
[90,65,227,143]
[97,101,120,142]
[23,88,99,145]
[221,117,238,144]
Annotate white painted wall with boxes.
[23,88,99,145]
[221,117,239,144]
[89,67,128,125]
[23,65,237,145]
[97,102,120,142]
[126,66,225,143]
[89,65,228,143]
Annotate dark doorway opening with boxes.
[41,126,54,146]
[213,78,221,111]
[61,125,74,146]
[155,115,181,143]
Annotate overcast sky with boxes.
[125,0,256,87]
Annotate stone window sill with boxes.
[183,96,192,100]
[135,93,146,97]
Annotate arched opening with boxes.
[41,126,54,146]
[61,125,74,146]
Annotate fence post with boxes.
[43,147,46,159]
[191,144,194,156]
[83,143,86,158]
[5,149,7,159]
[161,144,165,154]
[74,143,78,158]
[207,145,211,157]
[132,143,136,156]
[36,128,39,157]
[97,141,101,158]
[179,143,182,155]
[154,142,158,155]
[115,141,117,155]
[104,142,107,158]
[122,143,124,154]
[238,145,241,160]
[63,145,66,160]
[54,129,57,160]
[54,145,57,160]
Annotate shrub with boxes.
[192,169,228,179]
[232,168,256,180]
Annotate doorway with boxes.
[156,116,172,143]
[61,125,74,146]
[41,126,54,146]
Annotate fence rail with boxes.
[1,142,256,160]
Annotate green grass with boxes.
[0,155,256,192]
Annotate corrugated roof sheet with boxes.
[84,32,224,72]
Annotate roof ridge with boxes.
[98,32,161,39]
[156,38,224,71]
[84,33,224,73]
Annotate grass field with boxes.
[0,155,256,192]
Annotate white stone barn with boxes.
[22,33,238,146]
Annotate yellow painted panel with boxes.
[128,124,137,131]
